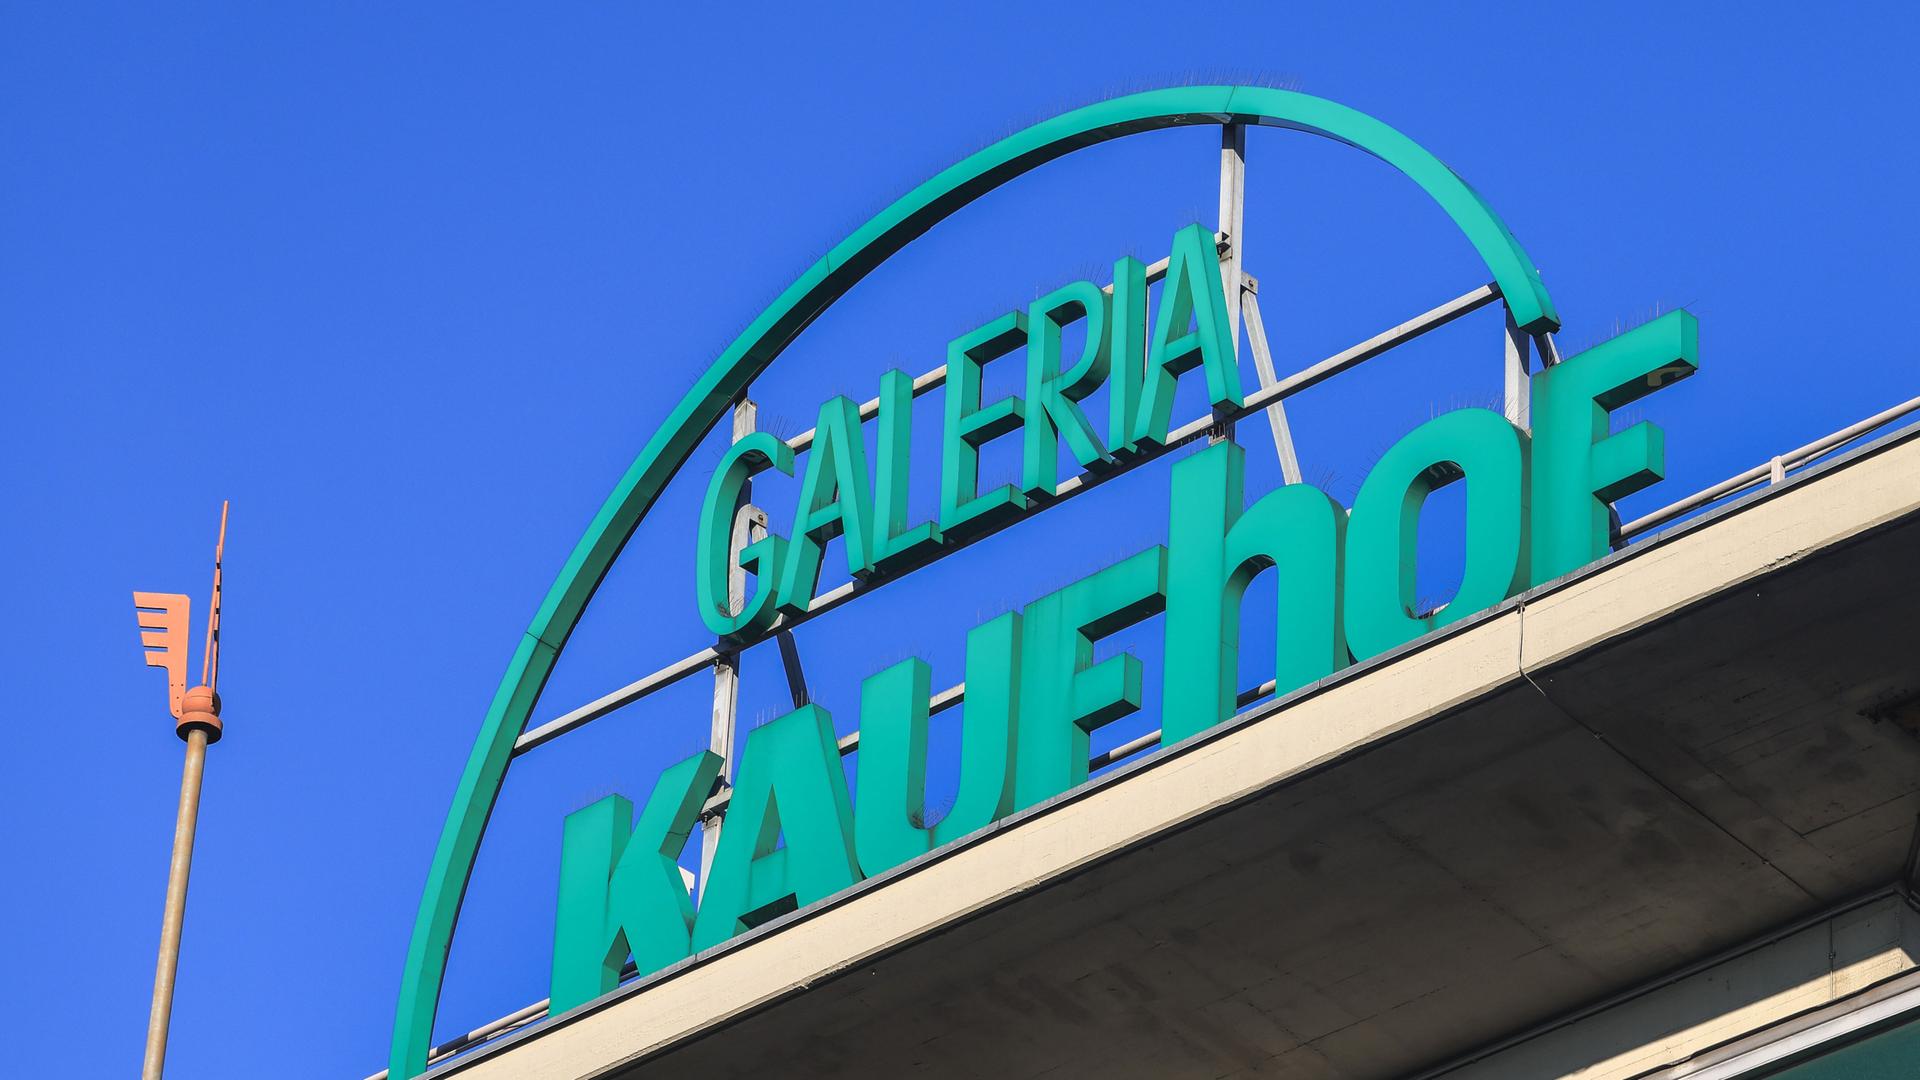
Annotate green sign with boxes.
[390,86,1696,1078]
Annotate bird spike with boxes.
[202,501,228,692]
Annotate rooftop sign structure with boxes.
[387,86,1703,1078]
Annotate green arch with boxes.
[389,84,1559,1077]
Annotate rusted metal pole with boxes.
[143,724,209,1080]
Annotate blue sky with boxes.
[3,3,1917,1077]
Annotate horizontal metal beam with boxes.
[928,681,965,716]
[361,999,549,1080]
[515,647,721,754]
[1089,730,1161,772]
[706,680,966,818]
[1085,677,1282,772]
[785,366,948,456]
[1621,393,1920,539]
[1238,284,1501,416]
[707,666,1296,818]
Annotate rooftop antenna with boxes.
[134,501,229,1080]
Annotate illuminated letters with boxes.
[1022,280,1112,494]
[1344,409,1531,659]
[550,751,720,1013]
[1014,547,1168,809]
[1133,223,1243,448]
[852,612,1023,877]
[1530,311,1698,583]
[701,224,1252,617]
[776,396,877,615]
[1162,441,1348,746]
[872,368,942,570]
[940,311,1030,538]
[607,236,1697,1010]
[1107,255,1149,456]
[691,704,861,951]
[696,431,792,638]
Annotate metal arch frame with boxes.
[388,84,1561,1078]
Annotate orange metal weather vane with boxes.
[134,499,230,1080]
[133,501,228,741]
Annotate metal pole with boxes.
[141,500,227,1079]
[1502,311,1532,430]
[1220,121,1305,479]
[1218,122,1247,350]
[143,726,208,1080]
[701,400,759,888]
[1212,122,1247,446]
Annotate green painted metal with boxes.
[1530,310,1698,584]
[1134,223,1243,447]
[937,612,1024,844]
[872,368,942,570]
[776,395,877,614]
[852,612,1025,877]
[696,431,793,638]
[1022,279,1112,494]
[391,85,1561,1077]
[852,658,937,875]
[1162,442,1348,746]
[690,703,861,952]
[1344,408,1531,660]
[1013,547,1168,810]
[1107,255,1149,456]
[549,750,720,1014]
[940,309,1030,537]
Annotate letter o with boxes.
[1344,408,1530,660]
